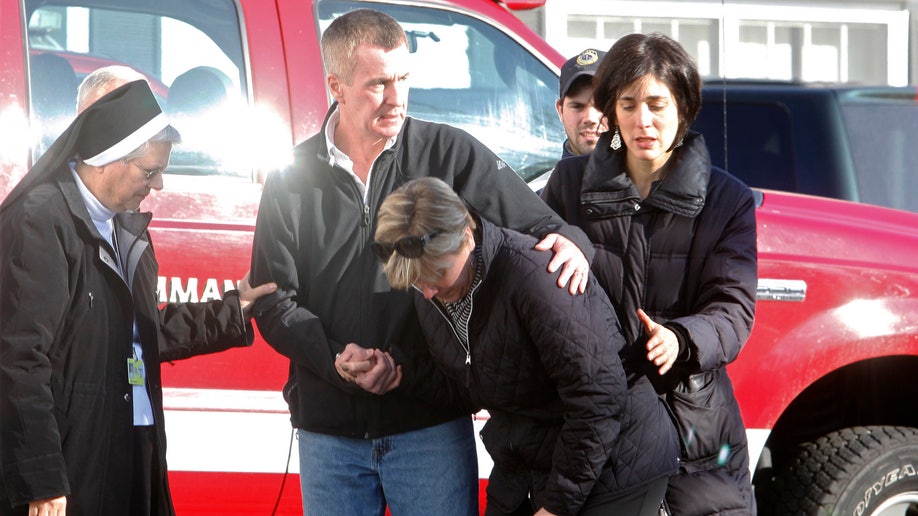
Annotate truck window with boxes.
[693,101,797,192]
[841,102,918,213]
[316,0,565,182]
[24,0,283,183]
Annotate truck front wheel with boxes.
[772,426,918,515]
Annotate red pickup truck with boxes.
[3,0,918,514]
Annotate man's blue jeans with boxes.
[298,416,478,516]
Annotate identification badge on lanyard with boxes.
[127,357,146,386]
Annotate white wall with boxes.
[521,0,911,86]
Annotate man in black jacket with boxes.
[249,8,593,516]
[0,67,274,516]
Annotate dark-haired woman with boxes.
[541,33,758,515]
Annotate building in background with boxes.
[516,0,915,86]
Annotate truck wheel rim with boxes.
[871,493,918,516]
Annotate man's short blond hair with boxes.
[321,9,407,84]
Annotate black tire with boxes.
[769,426,918,516]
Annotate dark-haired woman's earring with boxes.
[610,127,622,150]
[675,138,684,148]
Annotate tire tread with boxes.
[773,426,918,515]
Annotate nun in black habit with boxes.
[0,77,262,516]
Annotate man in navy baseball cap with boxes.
[556,48,607,160]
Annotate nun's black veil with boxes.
[1,79,165,213]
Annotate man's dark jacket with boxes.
[0,167,251,515]
[541,131,758,515]
[249,107,593,438]
[413,217,678,516]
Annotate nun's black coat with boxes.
[0,81,251,515]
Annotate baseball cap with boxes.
[559,48,606,99]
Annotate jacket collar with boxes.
[314,102,408,167]
[560,139,576,161]
[314,102,338,165]
[57,168,152,285]
[58,167,153,240]
[582,130,710,217]
[60,167,104,240]
[474,215,505,284]
[113,210,152,290]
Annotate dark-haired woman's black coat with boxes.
[412,218,679,516]
[542,131,758,515]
